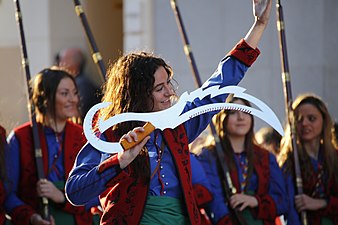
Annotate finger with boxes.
[133,126,145,133]
[128,136,150,157]
[232,200,240,209]
[129,131,139,142]
[121,133,133,143]
[239,202,247,211]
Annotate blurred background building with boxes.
[0,0,337,133]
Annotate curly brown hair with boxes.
[100,52,174,179]
[278,93,338,186]
[101,52,173,137]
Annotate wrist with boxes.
[118,152,127,169]
[58,192,66,204]
[252,196,259,207]
[321,199,328,208]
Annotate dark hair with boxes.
[101,52,174,180]
[101,51,174,137]
[212,96,256,170]
[255,126,282,155]
[31,68,79,124]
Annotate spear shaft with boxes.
[13,0,49,219]
[170,1,247,224]
[276,1,307,224]
[73,0,106,81]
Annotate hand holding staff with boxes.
[276,0,308,224]
[13,0,50,221]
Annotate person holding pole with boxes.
[4,68,99,225]
[195,96,287,225]
[65,0,272,224]
[278,93,338,225]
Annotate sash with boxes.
[140,196,189,225]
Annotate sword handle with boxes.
[120,122,155,150]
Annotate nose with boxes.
[164,84,175,96]
[300,118,310,126]
[237,111,245,119]
[69,92,79,103]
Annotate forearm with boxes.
[244,0,272,49]
[65,145,117,205]
[244,19,268,49]
[65,165,116,206]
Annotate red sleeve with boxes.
[98,154,131,187]
[227,39,261,67]
[254,194,277,220]
[98,154,120,173]
[193,184,213,207]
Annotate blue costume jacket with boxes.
[65,39,260,225]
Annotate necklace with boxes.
[150,131,165,180]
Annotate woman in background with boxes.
[278,93,338,225]
[196,97,287,224]
[5,68,99,225]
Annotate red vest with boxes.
[11,121,92,225]
[99,125,202,225]
[229,145,277,225]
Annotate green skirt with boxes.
[240,209,263,225]
[51,181,100,225]
[140,196,190,225]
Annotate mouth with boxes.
[161,99,172,106]
[301,128,311,134]
[65,105,77,110]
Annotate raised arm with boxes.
[244,0,272,49]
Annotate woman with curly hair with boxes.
[278,93,338,225]
[65,0,273,224]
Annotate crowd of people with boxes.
[0,0,337,224]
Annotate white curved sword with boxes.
[83,85,284,154]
